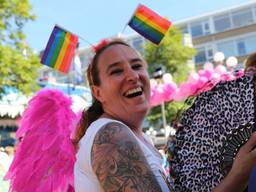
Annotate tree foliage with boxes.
[144,25,196,83]
[144,26,197,127]
[0,0,41,97]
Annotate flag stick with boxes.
[55,24,93,47]
[127,3,141,25]
[122,3,141,33]
[77,36,94,47]
[121,24,127,34]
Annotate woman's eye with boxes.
[110,69,123,75]
[132,64,142,70]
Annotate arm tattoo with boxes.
[91,122,162,192]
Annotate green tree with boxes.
[0,0,41,97]
[144,26,196,126]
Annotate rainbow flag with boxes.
[128,4,171,44]
[41,25,78,74]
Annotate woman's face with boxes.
[92,44,150,124]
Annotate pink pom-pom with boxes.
[162,82,177,102]
[150,85,165,107]
[173,89,187,101]
[198,69,205,76]
[150,92,162,107]
[215,65,227,74]
[188,73,199,84]
[201,69,213,80]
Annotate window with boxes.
[204,23,210,34]
[132,37,144,53]
[179,25,189,34]
[245,36,256,53]
[237,41,246,56]
[191,22,203,37]
[208,49,213,59]
[217,41,236,57]
[190,20,210,38]
[237,36,256,56]
[195,47,207,64]
[194,45,213,64]
[79,55,87,68]
[62,77,69,83]
[214,14,231,32]
[232,8,253,28]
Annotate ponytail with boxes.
[73,99,103,149]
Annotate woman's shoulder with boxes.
[93,119,135,142]
[80,118,133,148]
[84,118,123,136]
[91,120,163,192]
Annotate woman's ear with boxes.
[91,85,105,103]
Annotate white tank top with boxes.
[74,118,170,192]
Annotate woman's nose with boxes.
[125,68,139,81]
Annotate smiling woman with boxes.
[73,38,172,192]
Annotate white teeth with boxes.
[125,87,142,96]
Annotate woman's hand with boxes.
[213,132,256,192]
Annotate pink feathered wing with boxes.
[5,89,78,192]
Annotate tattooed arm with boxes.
[91,122,162,192]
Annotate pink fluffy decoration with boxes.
[150,82,177,107]
[5,89,78,192]
[150,66,245,106]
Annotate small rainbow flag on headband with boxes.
[41,25,78,74]
[128,4,171,45]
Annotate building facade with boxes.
[38,1,256,84]
[177,1,256,68]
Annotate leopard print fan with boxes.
[220,75,256,179]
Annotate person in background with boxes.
[0,148,11,192]
[73,39,172,192]
[245,52,256,70]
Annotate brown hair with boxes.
[245,52,256,70]
[73,38,131,148]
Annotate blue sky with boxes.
[24,0,251,51]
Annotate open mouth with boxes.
[124,87,143,98]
